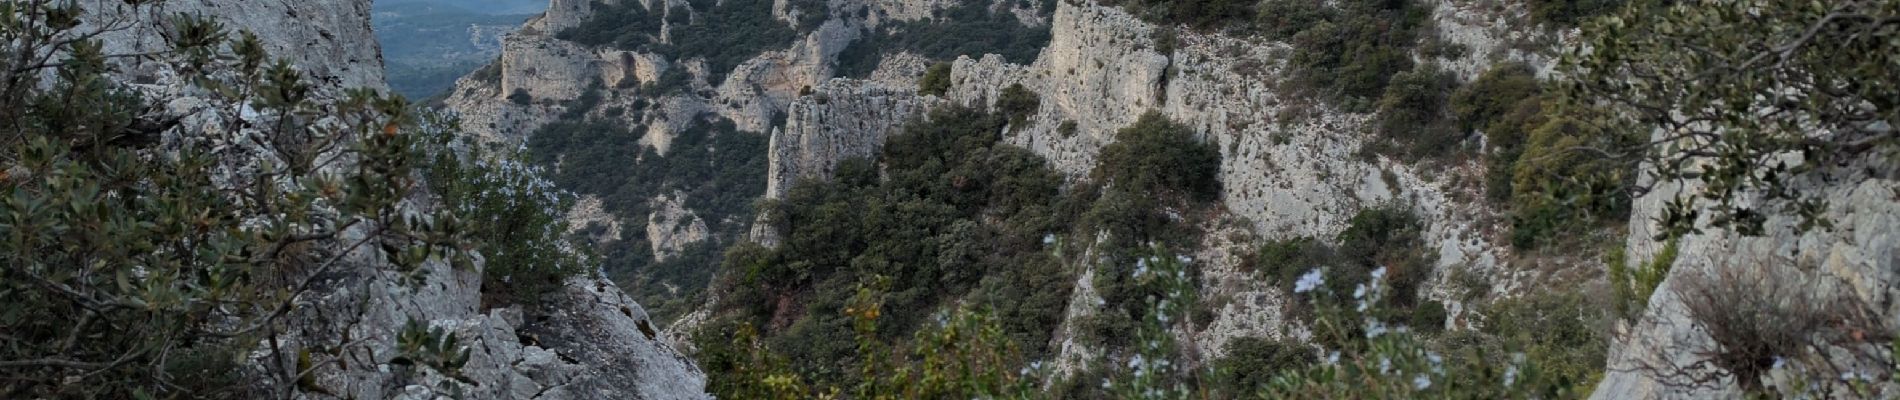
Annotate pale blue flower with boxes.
[1293,268,1324,293]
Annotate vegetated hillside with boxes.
[441,0,1059,325]
[2,0,706,398]
[440,0,1900,398]
[373,1,533,99]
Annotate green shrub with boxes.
[1334,205,1434,309]
[508,88,532,105]
[1265,263,1598,399]
[996,83,1040,128]
[1374,65,1462,159]
[1109,0,1259,31]
[1477,289,1609,393]
[1606,238,1677,320]
[1253,237,1332,294]
[1526,0,1625,26]
[1450,64,1548,203]
[1283,0,1432,107]
[422,115,588,306]
[919,62,953,96]
[0,8,493,396]
[1254,0,1333,40]
[1260,205,1436,335]
[700,106,1078,388]
[1507,115,1637,249]
[1215,337,1317,394]
[1451,63,1542,134]
[1410,300,1449,332]
[1093,111,1223,201]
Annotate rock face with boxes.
[765,81,936,197]
[647,193,710,262]
[87,1,710,398]
[1591,160,1900,398]
[87,0,386,90]
[266,249,710,400]
[763,2,1527,368]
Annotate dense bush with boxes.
[1093,111,1222,201]
[917,62,952,96]
[1283,0,1433,109]
[1254,205,1438,345]
[1264,257,1602,399]
[1479,288,1610,390]
[1253,0,1332,40]
[508,88,532,105]
[1108,0,1258,31]
[1507,115,1638,248]
[698,106,1076,388]
[1449,63,1545,202]
[995,83,1040,128]
[1527,0,1626,26]
[0,6,562,396]
[1373,65,1462,160]
[1214,337,1317,394]
[1605,238,1676,320]
[834,1,1050,78]
[422,114,589,306]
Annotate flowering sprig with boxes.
[1109,244,1198,399]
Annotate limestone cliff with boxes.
[1590,129,1900,399]
[762,1,1535,370]
[86,1,709,398]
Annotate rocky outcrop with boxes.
[647,193,710,262]
[86,0,711,398]
[1591,162,1900,398]
[760,0,1527,375]
[262,247,709,400]
[765,80,936,197]
[567,195,626,244]
[87,0,386,90]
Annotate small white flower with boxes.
[1043,234,1057,245]
[1365,319,1388,338]
[1370,266,1388,282]
[1378,357,1392,375]
[1293,268,1325,293]
[1326,351,1341,364]
[1353,284,1367,299]
[1503,365,1519,386]
[1412,374,1432,390]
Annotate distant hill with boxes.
[373,1,534,99]
[377,0,546,15]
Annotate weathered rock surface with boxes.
[86,1,712,398]
[1592,165,1900,399]
[763,3,1527,369]
[647,193,710,262]
[86,0,386,90]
